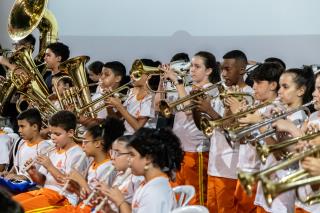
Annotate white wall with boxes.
[1,0,320,69]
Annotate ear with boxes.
[67,129,75,138]
[114,75,122,83]
[205,67,213,77]
[95,139,103,148]
[269,81,278,91]
[145,155,153,166]
[239,66,246,75]
[297,85,306,97]
[56,55,62,62]
[31,123,39,131]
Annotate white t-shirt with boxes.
[254,110,307,213]
[0,132,15,165]
[208,85,253,179]
[123,89,156,135]
[172,83,218,152]
[39,145,89,205]
[14,139,53,172]
[131,176,176,213]
[87,159,115,190]
[91,92,107,119]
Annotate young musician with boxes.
[50,117,125,213]
[13,111,89,211]
[103,128,183,213]
[106,59,157,135]
[5,108,52,181]
[255,67,314,213]
[163,51,220,205]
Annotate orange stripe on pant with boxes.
[256,206,268,213]
[49,203,92,213]
[295,207,309,213]
[207,175,237,213]
[234,179,257,213]
[13,188,69,211]
[171,151,208,205]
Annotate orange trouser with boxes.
[256,206,268,213]
[49,203,91,213]
[295,207,309,213]
[13,188,69,212]
[207,175,237,213]
[234,179,257,213]
[171,151,208,205]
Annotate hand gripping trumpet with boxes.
[225,101,314,142]
[20,145,56,174]
[59,153,87,196]
[80,165,116,209]
[238,144,320,197]
[92,168,132,213]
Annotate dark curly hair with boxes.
[128,128,183,180]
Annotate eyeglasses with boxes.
[109,149,130,158]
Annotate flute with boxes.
[20,145,56,174]
[80,165,115,209]
[93,168,132,213]
[59,153,87,195]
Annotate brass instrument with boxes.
[199,101,271,138]
[224,101,314,143]
[159,81,224,118]
[8,0,58,67]
[256,129,320,164]
[0,75,16,114]
[238,145,320,197]
[75,81,131,117]
[58,56,95,117]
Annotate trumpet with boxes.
[92,168,132,213]
[225,101,314,142]
[75,81,131,117]
[199,101,271,139]
[60,153,87,196]
[238,145,320,197]
[81,165,115,208]
[159,81,224,118]
[20,145,56,174]
[256,129,320,164]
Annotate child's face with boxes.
[278,73,304,106]
[110,140,130,171]
[44,48,61,69]
[190,56,211,84]
[88,70,101,82]
[312,77,320,111]
[18,119,37,140]
[130,73,147,87]
[221,59,243,87]
[253,80,276,102]
[100,68,120,90]
[128,147,148,176]
[52,78,69,96]
[82,131,100,156]
[49,125,73,149]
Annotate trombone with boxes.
[225,101,314,142]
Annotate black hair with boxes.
[283,67,315,104]
[264,57,286,70]
[88,61,104,75]
[128,128,183,180]
[17,108,42,131]
[250,62,284,90]
[0,188,24,213]
[194,51,221,83]
[223,50,248,67]
[19,34,36,47]
[115,135,132,145]
[46,42,70,62]
[170,52,190,63]
[49,110,77,131]
[100,117,125,152]
[103,61,129,86]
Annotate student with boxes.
[197,50,252,213]
[95,135,144,212]
[103,127,183,213]
[106,59,157,135]
[13,111,89,211]
[87,60,104,94]
[92,61,129,119]
[43,42,70,92]
[5,108,52,181]
[50,72,73,110]
[255,67,314,213]
[236,62,284,213]
[50,117,125,213]
[162,51,220,205]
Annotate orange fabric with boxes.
[206,175,237,213]
[295,207,309,213]
[256,206,268,213]
[171,151,208,205]
[49,203,91,213]
[13,188,70,211]
[234,179,257,213]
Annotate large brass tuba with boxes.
[8,0,58,67]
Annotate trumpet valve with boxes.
[256,143,270,164]
[238,172,256,196]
